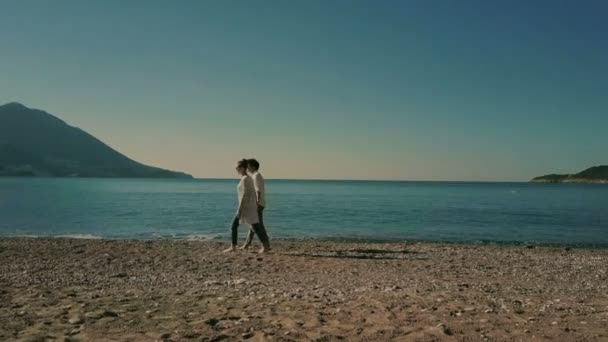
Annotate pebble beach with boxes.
[1,238,607,341]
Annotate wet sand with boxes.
[1,238,607,341]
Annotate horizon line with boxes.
[193,177,529,183]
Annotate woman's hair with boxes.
[247,158,260,170]
[237,158,249,169]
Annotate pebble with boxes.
[233,278,247,285]
[85,312,103,320]
[64,337,82,342]
[102,310,118,317]
[68,317,83,325]
[437,323,453,336]
[205,318,219,326]
[203,280,221,286]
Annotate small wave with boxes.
[56,234,103,240]
[184,234,223,241]
[3,233,43,238]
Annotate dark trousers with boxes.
[231,209,270,247]
[244,206,270,246]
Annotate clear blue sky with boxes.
[1,0,606,181]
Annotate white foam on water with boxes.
[4,234,42,238]
[56,234,103,240]
[184,234,222,241]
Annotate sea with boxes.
[1,177,607,247]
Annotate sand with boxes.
[1,238,607,341]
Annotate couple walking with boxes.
[224,158,271,253]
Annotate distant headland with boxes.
[0,102,192,178]
[531,165,608,184]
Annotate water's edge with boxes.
[2,235,607,250]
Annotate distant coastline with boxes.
[0,102,192,179]
[531,165,608,184]
[531,178,608,184]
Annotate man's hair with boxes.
[247,158,260,170]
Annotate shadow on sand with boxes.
[284,248,428,260]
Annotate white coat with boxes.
[237,175,259,225]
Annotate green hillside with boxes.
[532,166,608,183]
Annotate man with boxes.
[241,158,271,251]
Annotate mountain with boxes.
[531,165,608,184]
[0,102,192,178]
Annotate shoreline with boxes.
[3,235,608,250]
[2,238,608,341]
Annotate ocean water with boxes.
[0,177,607,246]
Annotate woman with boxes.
[224,159,271,253]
